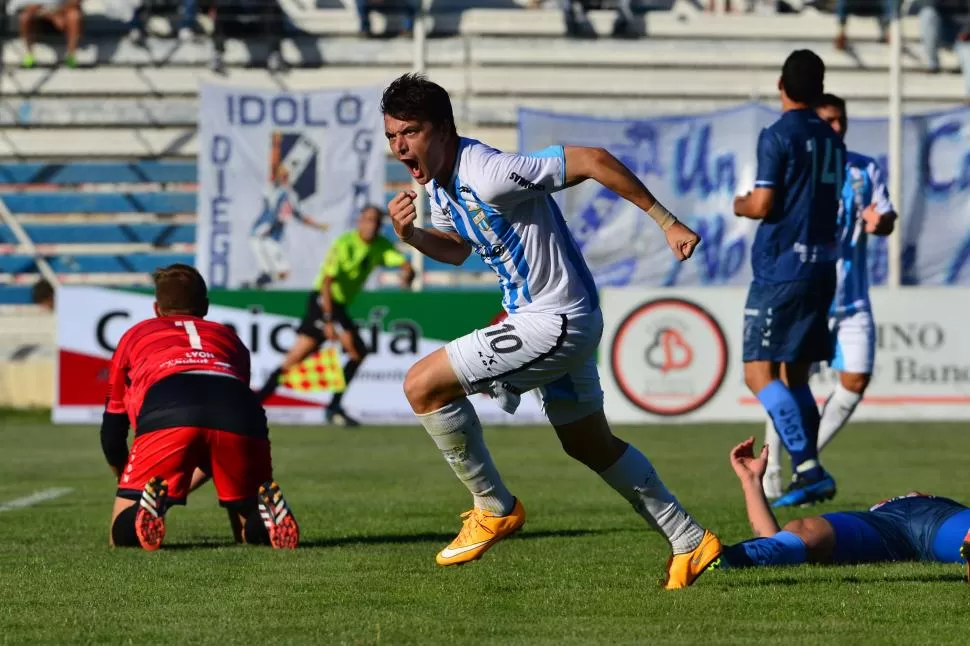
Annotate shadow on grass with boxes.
[163,527,616,551]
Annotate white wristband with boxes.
[647,202,677,232]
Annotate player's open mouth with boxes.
[401,158,422,179]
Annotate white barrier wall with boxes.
[600,287,970,423]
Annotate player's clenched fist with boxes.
[665,220,701,261]
[388,190,418,241]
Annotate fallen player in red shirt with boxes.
[101,263,299,550]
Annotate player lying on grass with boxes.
[383,73,721,589]
[714,437,970,576]
[100,264,299,551]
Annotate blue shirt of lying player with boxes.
[712,438,970,573]
[815,94,898,317]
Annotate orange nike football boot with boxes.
[663,529,723,590]
[436,499,526,566]
[257,480,300,549]
[134,476,168,551]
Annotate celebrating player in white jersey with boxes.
[763,93,897,498]
[381,73,722,589]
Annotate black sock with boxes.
[111,504,140,547]
[330,359,361,410]
[243,508,270,545]
[257,367,283,402]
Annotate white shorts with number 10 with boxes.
[446,310,605,425]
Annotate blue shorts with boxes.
[743,274,836,363]
[823,494,969,564]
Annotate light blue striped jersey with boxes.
[427,138,598,315]
[832,151,895,315]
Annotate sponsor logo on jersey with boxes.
[508,172,545,191]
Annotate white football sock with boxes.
[817,383,863,452]
[762,417,785,498]
[599,445,705,554]
[417,398,515,515]
[765,416,783,471]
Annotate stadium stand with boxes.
[0,0,966,303]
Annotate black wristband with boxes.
[322,312,333,323]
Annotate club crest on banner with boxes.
[274,130,319,205]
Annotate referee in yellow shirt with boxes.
[257,205,414,426]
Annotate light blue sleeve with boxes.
[427,187,456,233]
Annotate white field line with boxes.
[0,487,73,513]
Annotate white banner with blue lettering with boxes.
[519,104,970,286]
[197,83,386,289]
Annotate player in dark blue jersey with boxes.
[711,438,970,579]
[734,50,845,508]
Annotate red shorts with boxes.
[117,427,273,507]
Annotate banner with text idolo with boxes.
[53,287,546,426]
[198,83,386,290]
[520,105,970,286]
[601,287,970,423]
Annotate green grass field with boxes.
[2,412,970,645]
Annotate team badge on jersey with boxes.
[472,210,490,232]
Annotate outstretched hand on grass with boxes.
[730,436,769,486]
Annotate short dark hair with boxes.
[153,263,208,316]
[816,93,846,114]
[361,204,385,218]
[781,49,825,105]
[380,73,457,136]
[31,278,54,305]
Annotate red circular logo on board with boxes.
[610,298,728,417]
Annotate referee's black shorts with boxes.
[296,290,357,344]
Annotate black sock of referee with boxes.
[256,367,283,402]
[111,505,140,547]
[243,509,271,545]
[329,358,361,410]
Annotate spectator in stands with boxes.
[127,0,199,44]
[31,279,54,312]
[562,0,635,38]
[210,0,287,72]
[833,0,895,50]
[357,0,415,38]
[917,0,970,99]
[14,0,82,68]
